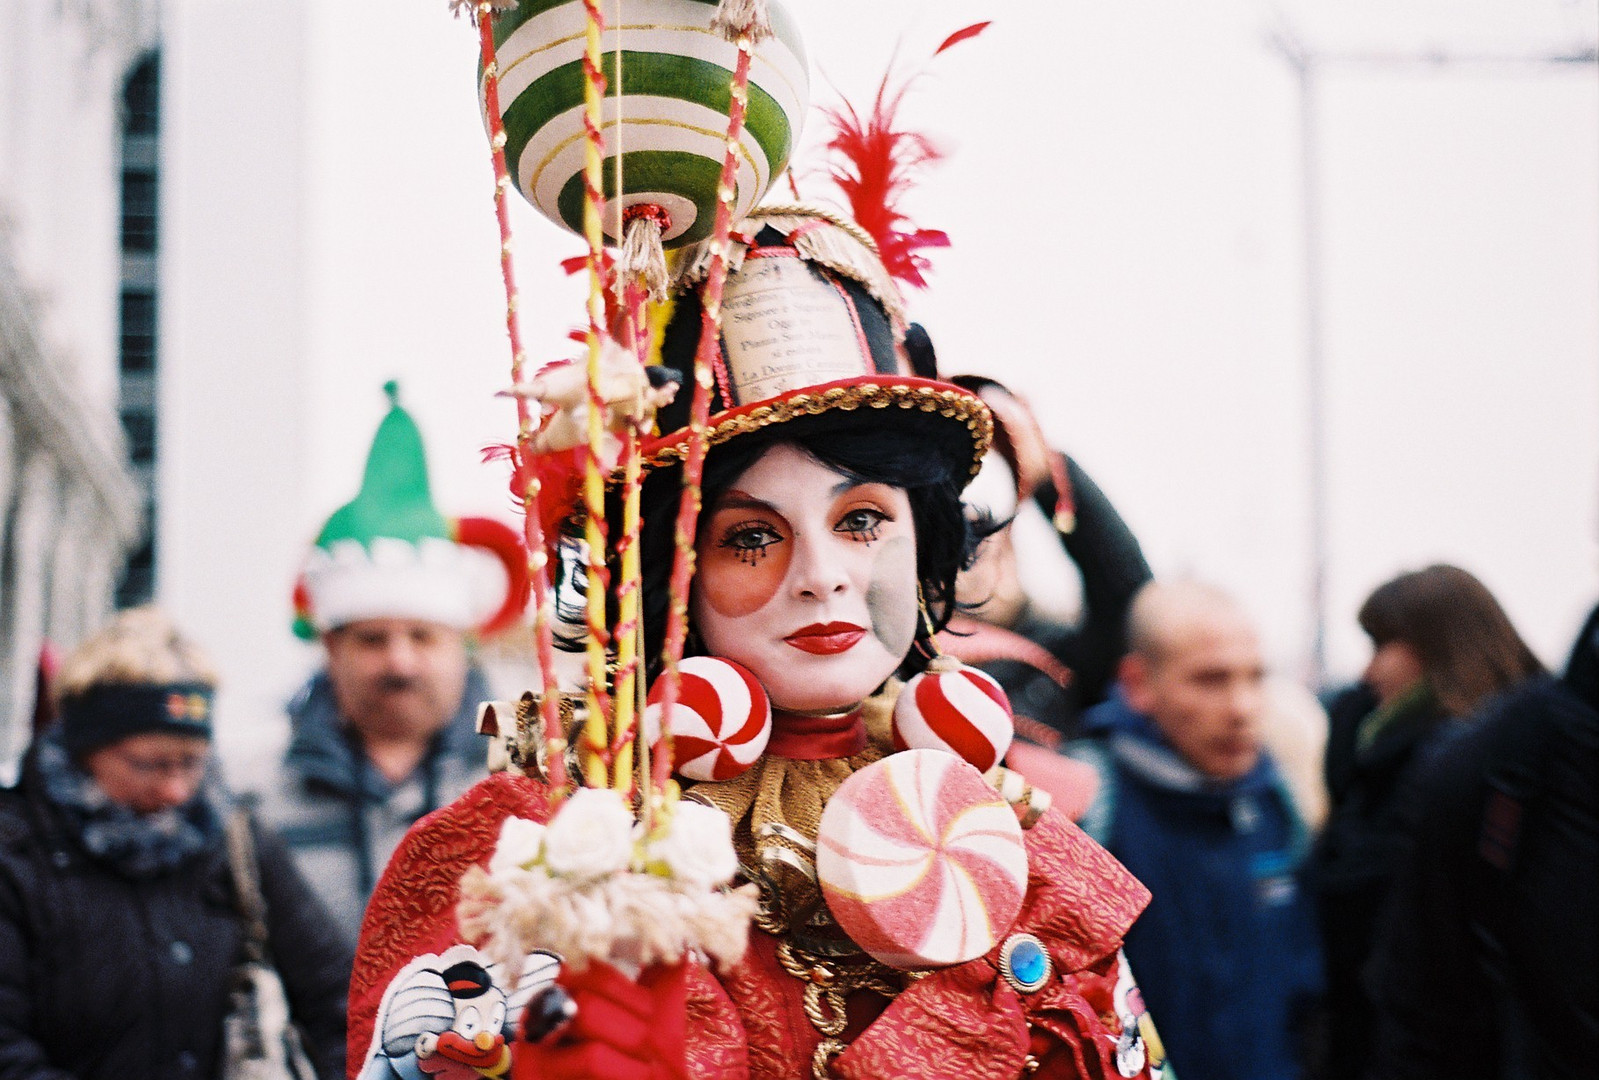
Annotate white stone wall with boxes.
[159,1,554,764]
[0,0,150,774]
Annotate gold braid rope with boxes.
[642,382,995,479]
[576,0,613,788]
[774,938,907,1080]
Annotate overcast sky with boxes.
[160,0,1599,729]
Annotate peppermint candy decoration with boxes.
[644,656,772,782]
[892,655,1015,773]
[816,749,1028,970]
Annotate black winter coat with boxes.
[1312,683,1447,1080]
[0,751,352,1080]
[1369,675,1599,1078]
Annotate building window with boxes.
[119,291,156,374]
[119,171,158,253]
[116,52,160,608]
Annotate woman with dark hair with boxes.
[1355,565,1543,721]
[1314,565,1542,1079]
[634,418,984,685]
[942,375,1152,743]
[349,209,1165,1080]
[1364,606,1599,1080]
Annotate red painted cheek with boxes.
[696,544,792,619]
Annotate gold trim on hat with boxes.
[642,381,993,478]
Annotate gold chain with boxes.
[775,939,904,1079]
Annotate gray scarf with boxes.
[35,727,223,880]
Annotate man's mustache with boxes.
[374,674,421,694]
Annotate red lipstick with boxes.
[785,622,866,655]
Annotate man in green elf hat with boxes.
[245,383,528,948]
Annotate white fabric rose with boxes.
[542,788,637,880]
[489,816,546,877]
[648,801,739,890]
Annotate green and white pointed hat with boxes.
[294,383,530,639]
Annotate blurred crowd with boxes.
[1,381,1594,1080]
[939,378,1597,1080]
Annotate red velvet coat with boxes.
[349,772,1154,1080]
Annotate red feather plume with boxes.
[483,440,586,570]
[820,21,991,290]
[935,21,991,56]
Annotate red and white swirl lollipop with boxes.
[644,656,772,782]
[892,655,1015,773]
[816,748,1028,970]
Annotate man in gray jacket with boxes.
[244,385,525,946]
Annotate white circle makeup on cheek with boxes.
[865,535,918,662]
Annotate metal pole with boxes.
[1298,54,1330,689]
[1266,20,1595,687]
[1269,25,1331,687]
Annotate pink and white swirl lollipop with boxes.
[644,656,772,782]
[816,749,1028,970]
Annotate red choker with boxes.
[766,708,867,760]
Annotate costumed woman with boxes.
[0,607,352,1080]
[348,206,1163,1080]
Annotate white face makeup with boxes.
[690,443,920,713]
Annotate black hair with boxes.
[902,323,940,380]
[626,419,994,682]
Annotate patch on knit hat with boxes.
[58,682,215,758]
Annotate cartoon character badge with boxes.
[358,944,558,1080]
[1112,950,1167,1079]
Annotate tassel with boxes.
[1048,451,1076,533]
[615,206,671,303]
[671,208,906,324]
[448,0,516,18]
[710,0,774,44]
[669,230,753,292]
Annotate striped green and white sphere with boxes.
[487,0,808,247]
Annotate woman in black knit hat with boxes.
[0,607,352,1080]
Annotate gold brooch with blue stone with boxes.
[998,933,1053,994]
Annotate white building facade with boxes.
[0,0,152,770]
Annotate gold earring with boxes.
[916,582,942,659]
